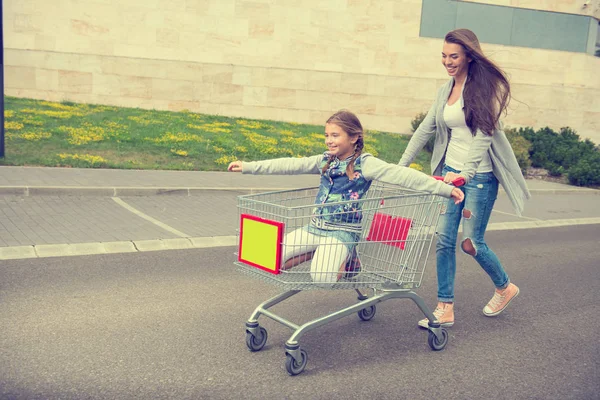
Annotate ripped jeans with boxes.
[436,165,509,303]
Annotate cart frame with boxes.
[236,182,449,375]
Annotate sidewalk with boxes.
[0,166,598,260]
[2,165,599,194]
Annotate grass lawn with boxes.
[1,97,431,173]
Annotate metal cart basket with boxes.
[235,181,449,375]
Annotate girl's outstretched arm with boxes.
[227,155,323,175]
[450,187,464,204]
[362,154,464,203]
[228,161,243,172]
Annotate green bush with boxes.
[410,112,434,152]
[504,128,532,174]
[568,151,600,186]
[520,126,596,173]
[519,125,599,186]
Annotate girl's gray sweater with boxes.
[398,77,531,216]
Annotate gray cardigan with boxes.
[398,77,531,215]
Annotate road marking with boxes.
[492,209,541,221]
[486,217,600,231]
[111,197,190,238]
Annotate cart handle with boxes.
[433,175,465,187]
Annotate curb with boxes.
[2,217,599,261]
[0,185,598,196]
[0,186,291,196]
[0,236,237,261]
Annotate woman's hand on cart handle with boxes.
[433,173,465,187]
[228,161,243,172]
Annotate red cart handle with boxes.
[433,175,465,187]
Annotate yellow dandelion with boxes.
[214,155,237,165]
[364,144,378,156]
[21,108,83,118]
[105,121,127,131]
[39,101,79,112]
[242,132,277,148]
[409,163,424,171]
[20,131,52,141]
[148,132,204,144]
[5,121,24,130]
[21,117,44,126]
[236,120,267,130]
[4,110,14,118]
[58,153,107,165]
[170,149,188,157]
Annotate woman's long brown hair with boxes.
[445,29,511,136]
[322,110,364,179]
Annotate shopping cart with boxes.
[235,180,449,375]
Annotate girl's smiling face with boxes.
[325,122,357,160]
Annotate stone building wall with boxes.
[4,0,599,142]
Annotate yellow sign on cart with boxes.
[238,214,284,274]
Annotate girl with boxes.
[228,110,464,284]
[398,29,530,328]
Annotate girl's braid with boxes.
[345,136,364,179]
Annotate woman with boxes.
[398,29,530,328]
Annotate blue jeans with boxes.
[436,165,509,303]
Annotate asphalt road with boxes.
[1,225,599,400]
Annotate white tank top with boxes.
[443,99,493,173]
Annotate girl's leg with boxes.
[281,228,320,270]
[460,173,509,288]
[310,237,349,284]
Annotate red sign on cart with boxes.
[239,214,284,274]
[366,213,412,250]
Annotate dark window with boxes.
[420,0,598,55]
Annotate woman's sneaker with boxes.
[418,302,454,329]
[483,283,520,317]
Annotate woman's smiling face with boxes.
[442,41,471,80]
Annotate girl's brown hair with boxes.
[445,29,511,136]
[322,110,364,178]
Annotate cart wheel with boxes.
[357,305,376,321]
[428,328,448,351]
[245,327,268,352]
[285,349,308,376]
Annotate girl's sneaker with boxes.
[483,283,520,316]
[342,249,361,279]
[418,302,454,329]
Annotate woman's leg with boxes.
[310,236,350,284]
[460,173,509,288]
[435,192,464,303]
[460,173,520,316]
